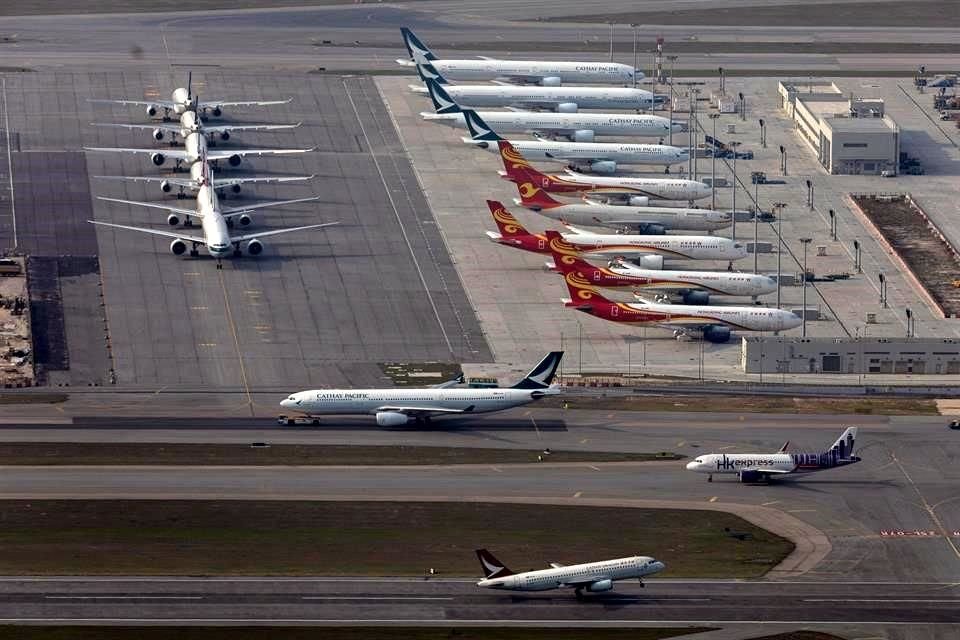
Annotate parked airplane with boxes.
[410,62,658,111]
[463,110,687,172]
[399,27,638,86]
[93,109,301,145]
[89,72,292,120]
[486,201,746,269]
[476,549,665,598]
[562,274,801,342]
[515,181,730,235]
[686,427,860,482]
[89,154,337,262]
[548,235,776,303]
[95,164,314,199]
[85,130,313,170]
[497,140,709,204]
[423,81,679,141]
[279,351,563,426]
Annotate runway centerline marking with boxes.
[218,269,254,416]
[44,596,203,600]
[300,596,453,601]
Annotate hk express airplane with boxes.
[476,549,665,598]
[398,27,639,86]
[686,427,860,482]
[280,351,563,426]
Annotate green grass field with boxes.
[0,501,792,578]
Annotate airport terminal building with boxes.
[778,80,900,175]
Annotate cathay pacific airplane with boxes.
[476,549,665,598]
[280,352,563,426]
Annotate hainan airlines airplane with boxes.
[410,63,658,111]
[486,201,746,269]
[423,81,679,141]
[280,351,563,426]
[476,549,665,598]
[497,140,709,204]
[89,153,337,263]
[686,427,860,483]
[464,110,687,172]
[89,72,291,120]
[548,234,776,304]
[93,109,300,145]
[562,275,801,342]
[399,27,638,86]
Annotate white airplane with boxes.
[279,351,563,426]
[487,201,746,269]
[464,110,687,172]
[410,63,658,111]
[399,27,638,86]
[563,275,801,342]
[497,139,708,204]
[85,129,313,170]
[548,237,776,304]
[92,109,301,145]
[424,81,679,141]
[89,72,292,120]
[516,184,730,234]
[686,427,860,483]
[94,163,314,199]
[476,549,665,598]
[89,154,337,262]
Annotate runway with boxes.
[0,577,956,625]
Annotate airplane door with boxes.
[538,238,545,251]
[592,270,602,282]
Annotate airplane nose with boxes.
[685,461,698,470]
[784,311,803,329]
[651,561,666,573]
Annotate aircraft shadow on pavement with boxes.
[506,593,644,606]
[280,417,567,432]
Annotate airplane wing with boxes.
[88,220,205,243]
[754,468,791,474]
[89,98,176,109]
[94,175,197,188]
[220,196,321,218]
[201,122,302,135]
[558,223,596,235]
[85,147,190,160]
[97,196,199,218]
[214,175,315,187]
[203,98,293,109]
[206,148,314,161]
[92,122,181,133]
[373,404,475,416]
[230,221,340,243]
[561,574,611,587]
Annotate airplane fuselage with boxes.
[686,452,860,477]
[282,387,558,417]
[570,297,802,332]
[526,171,712,201]
[479,139,688,167]
[411,85,656,110]
[424,60,635,85]
[478,556,664,592]
[530,202,731,233]
[197,185,232,258]
[568,265,777,297]
[428,111,680,138]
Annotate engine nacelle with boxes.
[703,325,732,343]
[556,102,578,113]
[589,160,616,174]
[146,105,157,117]
[211,106,222,117]
[587,579,613,592]
[151,153,166,166]
[738,469,766,483]
[169,239,187,255]
[160,180,172,193]
[682,290,710,305]
[635,223,665,235]
[571,129,594,143]
[230,183,242,193]
[633,255,664,270]
[228,154,242,166]
[238,214,252,227]
[166,214,180,227]
[540,76,562,87]
[376,411,409,427]
[220,131,230,141]
[246,238,263,255]
[628,196,650,207]
[152,128,164,141]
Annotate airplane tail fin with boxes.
[562,261,610,308]
[463,109,502,142]
[476,549,514,579]
[545,231,595,274]
[187,71,192,101]
[497,140,550,184]
[826,427,858,460]
[516,180,563,211]
[415,62,449,85]
[401,27,438,63]
[511,351,564,389]
[425,79,460,114]
[778,441,790,453]
[487,200,530,238]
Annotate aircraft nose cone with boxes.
[280,398,292,409]
[784,311,803,329]
[685,461,699,471]
[651,561,666,573]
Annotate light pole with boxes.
[708,113,720,209]
[853,239,862,273]
[780,145,787,175]
[879,272,887,308]
[718,66,725,95]
[828,208,836,240]
[608,22,615,62]
[631,24,639,88]
[738,91,746,121]
[799,238,812,337]
[759,118,766,147]
[667,55,678,146]
[774,202,787,309]
[806,179,814,210]
[753,177,760,272]
[905,308,913,338]
[730,141,741,241]
[689,87,701,180]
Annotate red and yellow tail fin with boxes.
[486,200,529,237]
[545,230,594,275]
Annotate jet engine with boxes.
[211,106,223,117]
[376,411,409,427]
[169,239,187,255]
[571,129,595,143]
[246,239,263,255]
[556,102,578,113]
[540,76,562,87]
[228,154,242,166]
[738,469,766,483]
[587,579,613,592]
[166,214,180,227]
[634,223,665,235]
[633,255,664,270]
[682,290,710,305]
[703,325,732,343]
[230,183,242,194]
[220,131,231,141]
[588,160,616,174]
[152,128,165,141]
[145,105,157,117]
[160,180,172,193]
[627,196,649,207]
[151,152,166,166]
[238,214,252,227]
